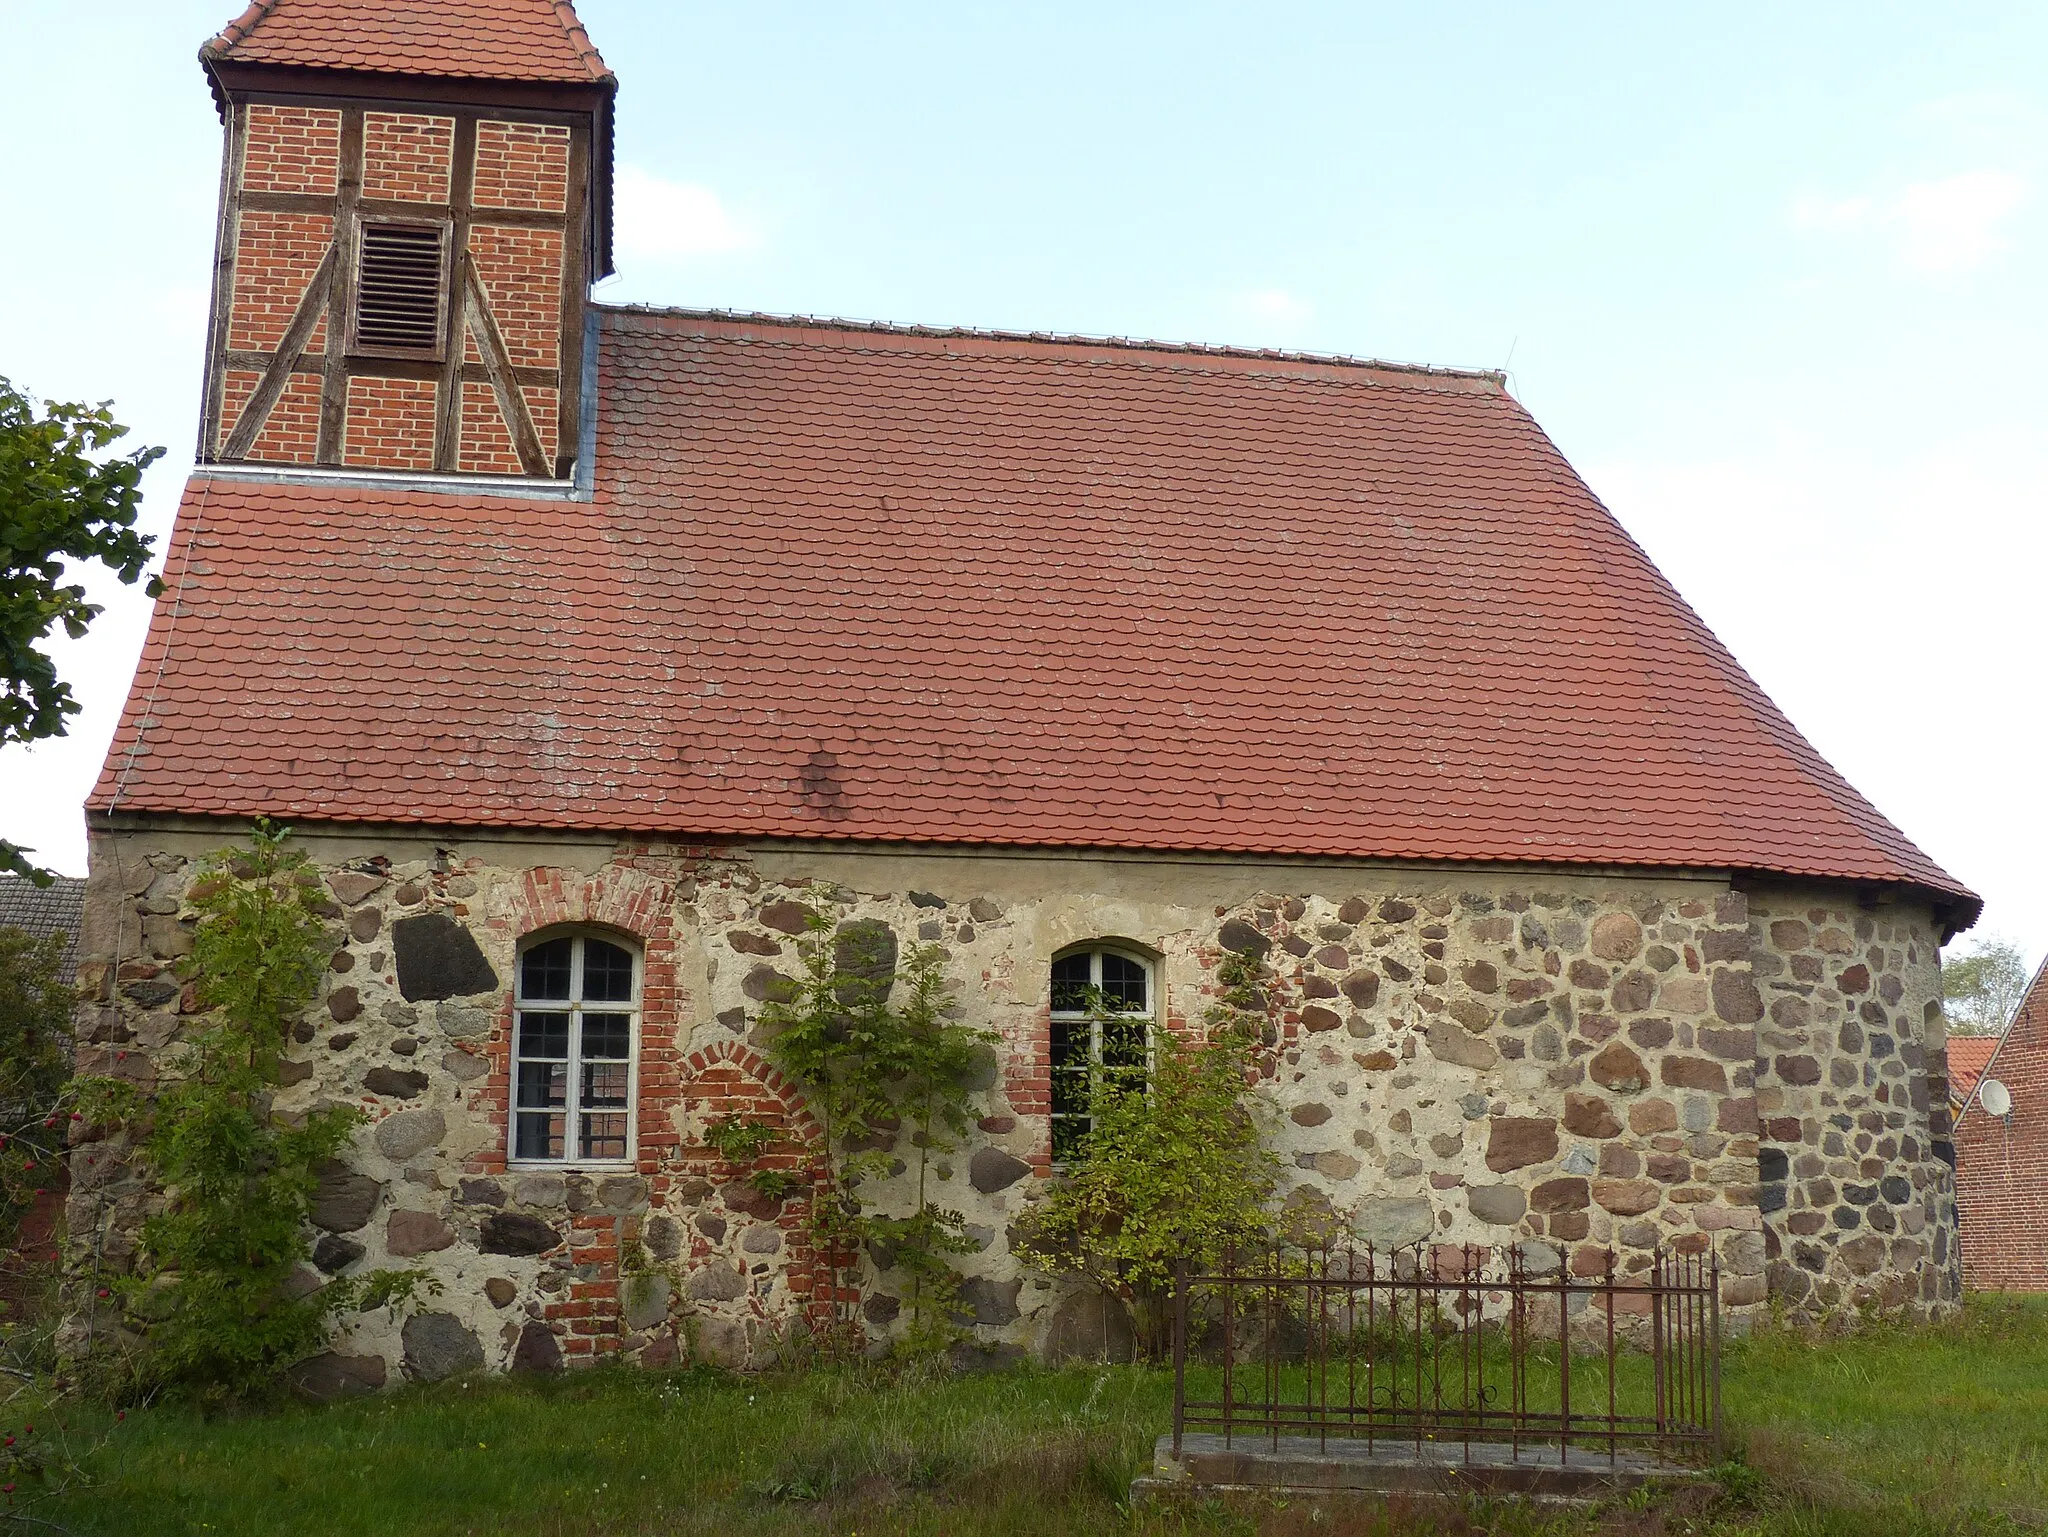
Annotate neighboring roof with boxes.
[1948,1035,2002,1108]
[202,0,612,84]
[89,307,1977,917]
[1956,955,2048,1121]
[0,875,87,984]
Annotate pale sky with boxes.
[2,2,2042,963]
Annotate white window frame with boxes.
[508,931,640,1170]
[1048,945,1157,1166]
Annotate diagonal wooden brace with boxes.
[461,257,551,477]
[219,241,338,462]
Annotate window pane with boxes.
[516,1112,564,1160]
[516,1059,566,1111]
[1050,954,1092,1012]
[583,1059,629,1110]
[517,1011,570,1060]
[1051,1016,1093,1069]
[1100,953,1147,1012]
[580,1113,628,1161]
[582,1013,631,1061]
[1053,1066,1096,1120]
[582,939,635,1003]
[521,939,573,1001]
[1101,1016,1148,1068]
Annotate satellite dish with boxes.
[1980,1079,2013,1117]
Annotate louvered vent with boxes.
[355,223,444,352]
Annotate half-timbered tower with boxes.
[197,0,613,480]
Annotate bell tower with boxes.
[195,0,614,479]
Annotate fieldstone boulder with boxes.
[327,871,386,906]
[970,1147,1031,1194]
[1712,970,1765,1024]
[373,1107,446,1162]
[436,1005,493,1040]
[364,1066,429,1099]
[313,1233,366,1273]
[758,900,814,935]
[392,913,498,1002]
[386,1209,455,1256]
[1588,1042,1651,1093]
[402,1312,483,1382]
[1044,1291,1137,1363]
[1297,1151,1361,1180]
[1589,913,1643,962]
[1485,1117,1558,1173]
[480,1211,560,1256]
[955,1277,1023,1327]
[327,986,363,1023]
[694,1317,750,1367]
[1341,971,1380,1008]
[957,1043,1001,1093]
[484,1277,517,1307]
[1562,1093,1622,1139]
[1290,1103,1332,1127]
[290,1352,387,1400]
[1426,1020,1497,1070]
[1660,1057,1728,1092]
[832,919,899,1007]
[1354,1196,1434,1249]
[311,1162,384,1233]
[1217,919,1270,957]
[622,1276,672,1331]
[1467,1185,1527,1225]
[644,1215,682,1261]
[511,1321,563,1374]
[686,1260,746,1302]
[1592,1179,1661,1216]
[1530,1177,1589,1213]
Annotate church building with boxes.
[69,0,1978,1381]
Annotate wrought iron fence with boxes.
[1170,1240,1721,1466]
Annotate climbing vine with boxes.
[89,821,434,1401]
[757,902,994,1356]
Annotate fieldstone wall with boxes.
[1747,887,1959,1314]
[62,827,1961,1386]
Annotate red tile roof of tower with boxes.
[91,308,1979,922]
[203,0,612,84]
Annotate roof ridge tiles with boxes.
[594,304,1507,390]
[202,0,613,84]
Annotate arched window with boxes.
[1049,945,1156,1163]
[512,932,639,1166]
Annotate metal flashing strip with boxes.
[193,463,589,500]
[576,304,600,496]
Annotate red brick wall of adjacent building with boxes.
[1955,961,2048,1291]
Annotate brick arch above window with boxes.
[466,860,687,1178]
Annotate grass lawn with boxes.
[9,1296,2047,1536]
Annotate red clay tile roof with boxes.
[89,307,1976,914]
[1948,1036,2002,1105]
[203,0,612,83]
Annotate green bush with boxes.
[1012,945,1279,1354]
